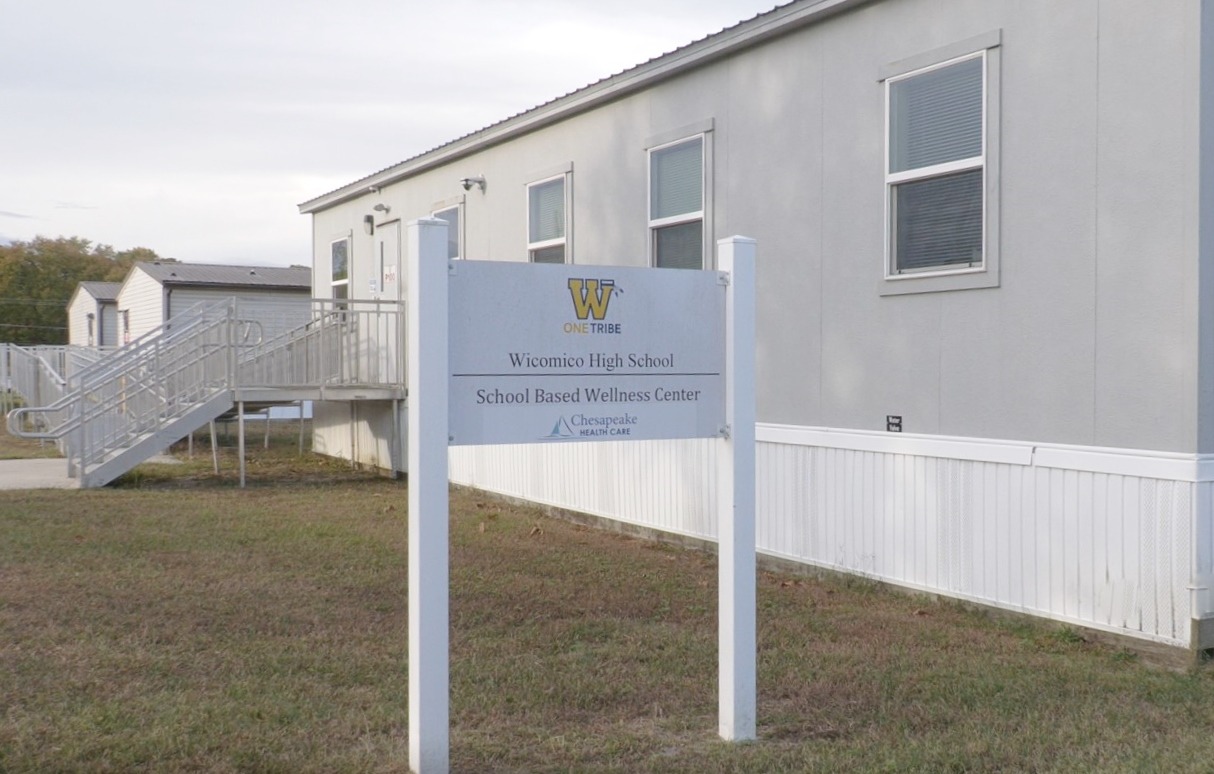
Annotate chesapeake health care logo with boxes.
[543,412,638,440]
[565,278,621,335]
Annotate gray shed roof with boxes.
[78,281,122,302]
[298,0,869,214]
[134,262,311,290]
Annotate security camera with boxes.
[459,175,486,192]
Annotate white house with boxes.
[66,281,121,347]
[297,0,1214,654]
[115,262,312,345]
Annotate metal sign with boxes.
[407,217,756,774]
[448,260,726,446]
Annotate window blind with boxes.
[531,245,565,264]
[890,56,982,173]
[893,169,983,271]
[654,221,702,270]
[651,138,703,219]
[528,178,565,243]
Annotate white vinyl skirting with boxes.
[449,423,1212,648]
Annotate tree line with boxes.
[0,237,168,345]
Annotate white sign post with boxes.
[406,220,756,773]
[407,218,450,774]
[717,236,756,741]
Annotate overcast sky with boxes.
[0,1,782,267]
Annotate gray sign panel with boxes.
[448,260,726,446]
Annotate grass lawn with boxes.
[3,422,1214,772]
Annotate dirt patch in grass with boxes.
[3,421,1214,771]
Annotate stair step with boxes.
[79,391,235,488]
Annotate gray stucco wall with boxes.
[310,0,1205,453]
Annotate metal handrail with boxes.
[237,298,405,389]
[6,296,405,482]
[3,343,68,413]
[66,311,237,472]
[6,300,234,441]
[61,300,229,388]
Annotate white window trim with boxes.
[879,32,1001,296]
[526,172,571,263]
[432,203,464,260]
[646,127,712,270]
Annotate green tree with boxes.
[0,236,167,345]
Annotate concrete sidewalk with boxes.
[0,454,184,490]
[0,458,77,489]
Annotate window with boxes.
[886,52,985,277]
[433,206,462,259]
[86,313,95,346]
[649,136,704,269]
[528,175,567,263]
[330,238,349,300]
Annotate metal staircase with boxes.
[5,298,403,488]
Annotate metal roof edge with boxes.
[159,282,311,291]
[298,0,874,215]
[68,281,121,309]
[130,262,312,289]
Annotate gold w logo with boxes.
[567,279,615,320]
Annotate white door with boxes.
[376,220,401,302]
[373,221,402,383]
